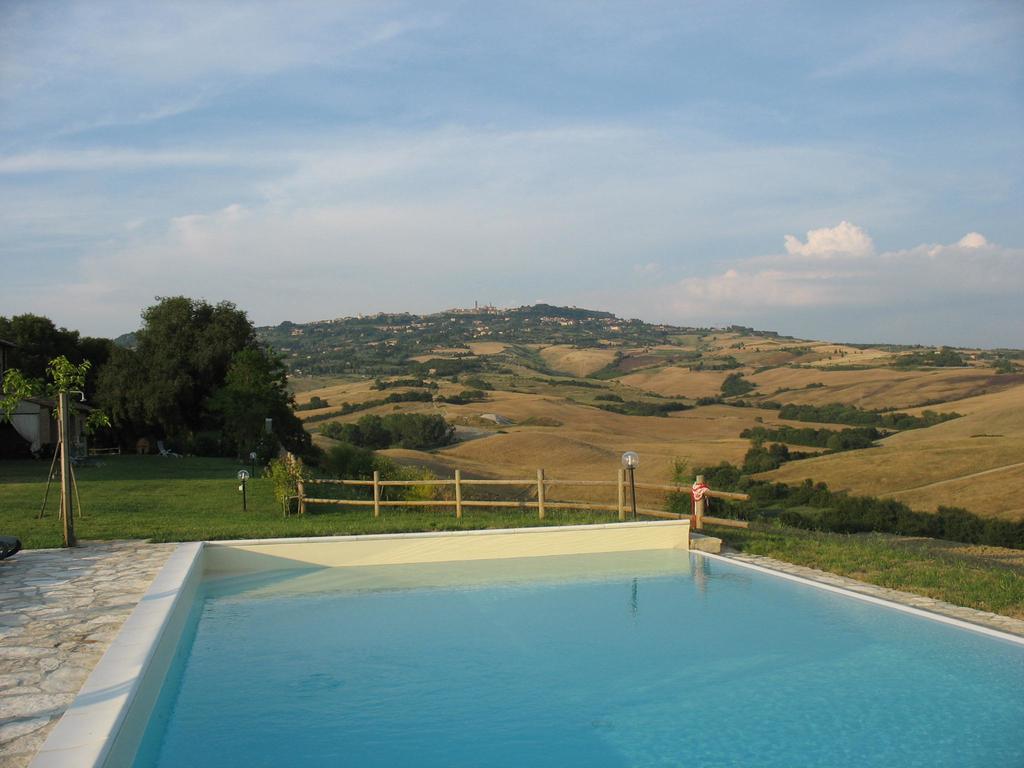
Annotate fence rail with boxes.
[87,446,121,456]
[295,467,749,529]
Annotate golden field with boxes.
[763,384,1024,520]
[293,336,1022,520]
[539,345,618,377]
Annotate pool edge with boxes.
[29,541,204,768]
[698,550,1024,646]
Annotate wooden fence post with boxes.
[617,468,625,521]
[296,477,306,516]
[537,468,546,520]
[455,469,463,519]
[694,473,705,531]
[373,470,381,518]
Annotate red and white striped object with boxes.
[691,481,709,502]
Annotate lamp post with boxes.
[621,451,639,520]
[237,469,250,512]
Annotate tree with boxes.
[96,297,258,438]
[95,296,312,458]
[0,314,112,398]
[205,348,309,457]
[2,356,110,547]
[721,373,755,397]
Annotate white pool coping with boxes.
[30,520,1024,766]
[28,542,204,768]
[698,551,1024,647]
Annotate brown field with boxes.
[807,345,895,367]
[538,345,618,377]
[408,347,474,362]
[308,379,758,488]
[763,384,1024,520]
[749,367,1014,410]
[617,367,733,398]
[292,331,1024,522]
[294,378,387,417]
[467,341,507,355]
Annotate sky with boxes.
[1,1,1022,347]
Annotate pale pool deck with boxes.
[0,542,175,768]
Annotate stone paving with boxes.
[0,541,175,768]
[718,549,1024,638]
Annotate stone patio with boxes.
[0,541,175,768]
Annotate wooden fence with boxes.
[296,469,749,529]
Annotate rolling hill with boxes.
[261,304,1023,520]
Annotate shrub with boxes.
[321,442,377,479]
[265,455,308,514]
[721,373,755,397]
[689,461,1024,550]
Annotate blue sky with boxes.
[1,1,1022,346]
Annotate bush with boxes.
[295,396,329,411]
[742,443,789,473]
[777,403,959,429]
[689,461,1024,550]
[321,413,454,451]
[439,389,488,405]
[594,400,690,417]
[721,373,755,397]
[740,425,880,451]
[265,454,308,514]
[321,442,377,479]
[381,413,455,450]
[462,376,493,391]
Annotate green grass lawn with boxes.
[0,456,618,549]
[709,523,1024,620]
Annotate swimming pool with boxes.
[31,524,1024,766]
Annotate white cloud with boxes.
[0,148,236,173]
[957,232,988,249]
[783,220,874,258]
[668,226,1021,316]
[5,124,917,334]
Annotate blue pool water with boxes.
[134,551,1024,767]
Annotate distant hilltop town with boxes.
[445,302,503,315]
[256,303,796,377]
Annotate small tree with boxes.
[265,453,308,516]
[1,355,110,546]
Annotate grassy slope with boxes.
[0,456,617,550]
[710,524,1024,619]
[763,384,1024,520]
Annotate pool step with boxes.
[689,534,722,554]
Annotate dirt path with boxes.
[885,461,1024,496]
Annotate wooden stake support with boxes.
[455,469,463,519]
[372,470,381,518]
[537,468,546,519]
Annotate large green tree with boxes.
[0,314,112,398]
[96,297,309,456]
[205,348,301,456]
